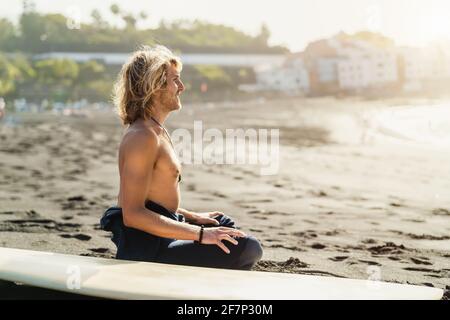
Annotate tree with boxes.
[110,4,120,16]
[110,3,147,30]
[34,58,79,89]
[256,23,271,46]
[0,54,21,96]
[91,9,109,29]
[19,12,47,52]
[122,14,137,29]
[0,19,17,50]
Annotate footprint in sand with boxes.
[31,169,43,178]
[211,192,227,199]
[329,256,349,262]
[361,239,377,244]
[88,248,110,254]
[11,165,26,171]
[403,267,440,274]
[432,208,450,216]
[324,230,341,236]
[388,256,402,261]
[410,257,433,266]
[0,218,81,233]
[264,244,306,252]
[199,197,215,202]
[309,190,328,197]
[0,211,15,216]
[358,259,382,266]
[186,184,196,192]
[367,242,407,256]
[59,233,92,241]
[292,231,318,239]
[311,243,326,250]
[402,218,426,223]
[0,210,40,218]
[61,196,91,211]
[389,202,404,208]
[303,219,319,225]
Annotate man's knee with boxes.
[238,236,263,269]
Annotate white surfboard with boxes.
[0,247,443,300]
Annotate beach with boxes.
[0,97,449,299]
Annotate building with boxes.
[338,49,398,91]
[302,39,342,95]
[398,44,450,92]
[254,55,310,94]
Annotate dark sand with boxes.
[0,97,449,299]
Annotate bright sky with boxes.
[2,0,450,51]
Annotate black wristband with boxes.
[198,225,204,244]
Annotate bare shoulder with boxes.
[120,122,160,156]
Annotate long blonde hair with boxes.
[113,45,182,125]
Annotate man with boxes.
[101,45,263,270]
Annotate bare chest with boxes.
[154,140,182,181]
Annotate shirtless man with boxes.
[100,45,263,270]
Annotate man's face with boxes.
[156,63,185,112]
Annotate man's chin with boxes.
[175,99,182,110]
[169,103,182,112]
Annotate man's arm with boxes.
[177,208,223,226]
[120,130,201,241]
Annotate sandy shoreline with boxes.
[0,97,449,299]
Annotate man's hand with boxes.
[201,227,247,254]
[183,211,224,226]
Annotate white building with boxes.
[337,46,398,90]
[254,57,310,94]
[398,45,450,92]
[304,37,398,92]
[315,58,341,84]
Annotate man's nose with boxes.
[178,81,185,93]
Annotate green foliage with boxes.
[78,60,105,82]
[0,19,17,50]
[1,8,287,54]
[34,58,79,85]
[0,52,254,104]
[194,65,232,84]
[0,54,21,95]
[0,3,278,103]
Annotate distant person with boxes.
[100,45,263,270]
[0,98,5,121]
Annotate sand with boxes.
[0,97,449,299]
